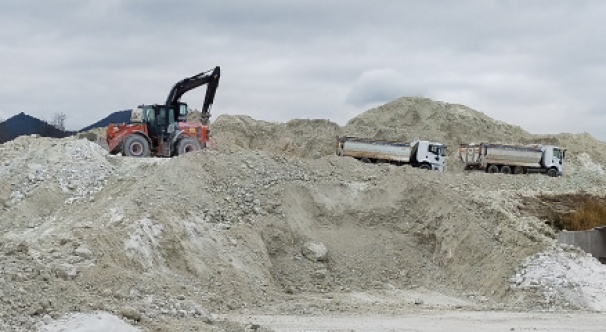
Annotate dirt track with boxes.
[224,311,606,331]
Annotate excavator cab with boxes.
[131,105,179,144]
[152,106,176,138]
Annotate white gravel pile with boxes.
[510,244,606,311]
[0,136,112,207]
[38,312,141,332]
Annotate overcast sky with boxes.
[1,1,606,140]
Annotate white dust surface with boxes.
[38,312,141,332]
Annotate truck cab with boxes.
[542,146,566,176]
[413,140,447,171]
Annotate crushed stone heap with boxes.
[2,97,606,331]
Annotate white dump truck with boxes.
[459,143,565,177]
[336,137,446,171]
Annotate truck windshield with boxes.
[429,144,445,156]
[553,148,564,159]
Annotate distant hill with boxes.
[0,112,74,144]
[79,110,131,133]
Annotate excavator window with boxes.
[157,108,168,127]
[144,108,155,122]
[168,108,176,124]
[178,104,188,121]
[156,108,176,125]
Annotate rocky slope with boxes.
[2,97,606,331]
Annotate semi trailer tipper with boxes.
[336,137,446,171]
[459,143,565,177]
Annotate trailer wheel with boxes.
[123,135,150,158]
[547,168,559,177]
[419,163,432,170]
[360,158,372,164]
[513,166,524,174]
[486,165,499,173]
[500,165,512,174]
[176,137,202,156]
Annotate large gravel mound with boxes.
[2,97,606,331]
[344,97,531,148]
[210,115,341,159]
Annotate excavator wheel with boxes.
[176,137,202,156]
[123,135,150,158]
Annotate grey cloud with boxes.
[1,1,606,140]
[345,69,424,107]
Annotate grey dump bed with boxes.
[338,137,413,162]
[459,143,543,168]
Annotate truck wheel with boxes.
[513,166,524,174]
[176,137,202,156]
[547,168,559,177]
[360,158,372,163]
[419,163,432,170]
[123,135,150,158]
[500,165,511,174]
[486,165,499,173]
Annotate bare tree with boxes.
[49,112,66,131]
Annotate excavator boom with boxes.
[165,66,221,124]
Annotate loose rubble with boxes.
[510,244,606,311]
[1,97,606,331]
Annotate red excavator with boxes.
[106,66,220,157]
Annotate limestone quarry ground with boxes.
[224,311,606,331]
[3,97,606,331]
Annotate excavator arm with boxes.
[165,66,221,124]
